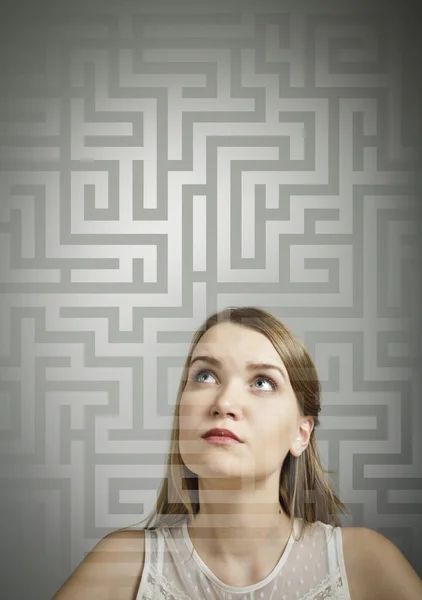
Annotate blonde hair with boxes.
[116,306,350,550]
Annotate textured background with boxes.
[0,0,421,598]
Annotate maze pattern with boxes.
[0,1,421,595]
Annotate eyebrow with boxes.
[189,355,287,383]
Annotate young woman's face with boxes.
[179,322,313,484]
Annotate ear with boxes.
[290,417,314,456]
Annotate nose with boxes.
[209,381,242,417]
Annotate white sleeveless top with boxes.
[134,517,352,600]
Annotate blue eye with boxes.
[189,367,278,391]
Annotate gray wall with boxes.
[0,1,421,598]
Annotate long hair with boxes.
[115,307,350,549]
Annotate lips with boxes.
[202,428,243,442]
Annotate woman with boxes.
[54,307,422,599]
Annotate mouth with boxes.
[203,436,242,445]
[201,428,243,443]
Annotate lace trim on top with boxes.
[142,562,193,600]
[300,568,350,600]
[141,564,349,599]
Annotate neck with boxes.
[187,507,294,563]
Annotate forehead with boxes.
[192,322,279,360]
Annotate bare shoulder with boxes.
[52,529,146,599]
[340,526,368,600]
[340,526,422,600]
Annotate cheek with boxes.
[178,397,200,439]
[253,422,293,466]
[178,395,197,421]
[179,387,199,409]
[255,414,294,448]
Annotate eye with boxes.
[192,369,216,384]
[189,367,278,391]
